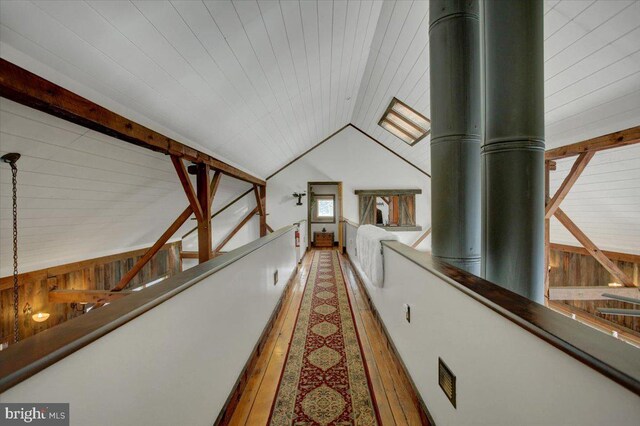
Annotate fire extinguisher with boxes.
[295,229,300,247]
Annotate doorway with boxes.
[307,181,343,251]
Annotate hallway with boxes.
[228,249,428,425]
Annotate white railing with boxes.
[0,226,298,426]
[344,221,640,426]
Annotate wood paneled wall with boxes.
[0,242,181,347]
[549,248,640,332]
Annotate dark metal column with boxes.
[429,0,482,274]
[482,0,545,302]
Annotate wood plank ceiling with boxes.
[352,0,640,172]
[0,0,382,178]
[0,0,639,270]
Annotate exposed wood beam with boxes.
[171,156,204,222]
[253,185,265,218]
[548,301,640,347]
[180,251,199,259]
[411,227,432,249]
[197,163,212,263]
[550,243,640,264]
[544,160,551,299]
[113,206,193,291]
[545,151,595,219]
[0,58,265,186]
[549,286,640,301]
[545,125,640,160]
[259,185,267,237]
[49,289,133,304]
[554,208,635,287]
[180,251,217,259]
[265,223,274,234]
[209,171,222,208]
[181,188,254,239]
[214,206,259,254]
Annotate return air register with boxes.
[438,357,457,408]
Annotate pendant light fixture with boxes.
[2,153,21,343]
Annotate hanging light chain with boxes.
[11,162,19,343]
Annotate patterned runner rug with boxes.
[269,250,380,425]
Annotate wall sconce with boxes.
[32,312,50,322]
[292,192,306,206]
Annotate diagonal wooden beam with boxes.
[265,223,274,233]
[545,151,595,219]
[259,185,267,237]
[253,184,265,218]
[171,156,203,222]
[554,208,634,287]
[209,171,222,208]
[0,58,265,186]
[214,206,259,254]
[411,227,432,248]
[112,206,193,291]
[545,125,640,160]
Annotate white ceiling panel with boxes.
[0,0,383,178]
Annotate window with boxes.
[378,97,431,146]
[311,194,335,223]
[355,189,422,231]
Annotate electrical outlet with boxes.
[403,304,411,323]
[273,269,278,285]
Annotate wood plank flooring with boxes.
[227,249,426,425]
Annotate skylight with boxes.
[378,98,431,146]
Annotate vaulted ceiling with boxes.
[1,0,638,177]
[1,0,639,272]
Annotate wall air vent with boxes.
[378,97,431,146]
[438,357,456,408]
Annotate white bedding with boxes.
[356,225,398,288]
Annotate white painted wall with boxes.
[0,228,297,426]
[345,223,640,426]
[266,126,431,250]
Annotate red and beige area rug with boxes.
[269,250,380,425]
